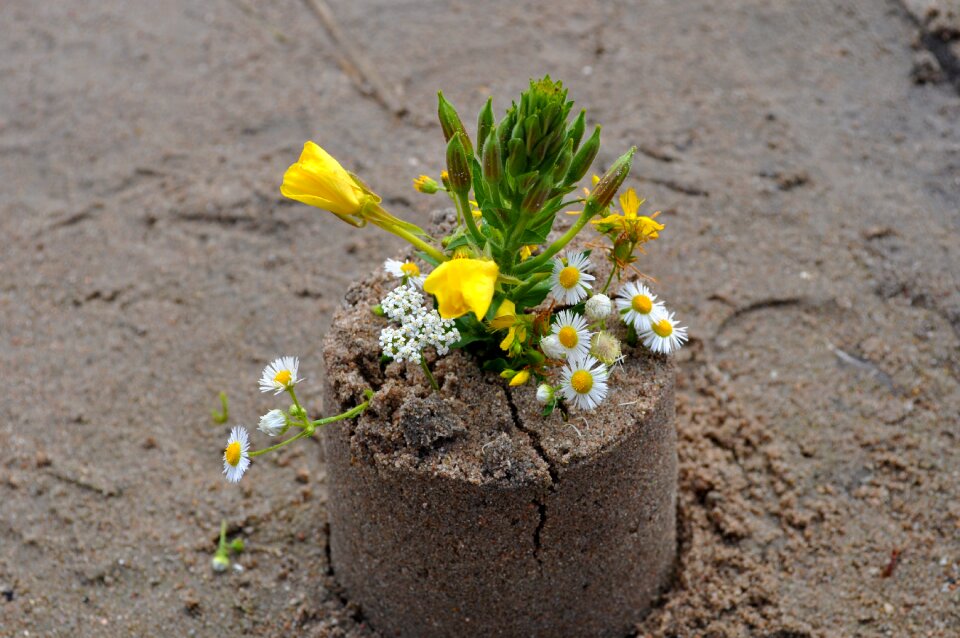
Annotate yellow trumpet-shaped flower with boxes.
[423,258,499,320]
[281,141,368,226]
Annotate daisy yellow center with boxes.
[400,262,420,277]
[571,370,593,394]
[652,318,673,337]
[631,294,652,314]
[558,266,580,289]
[274,369,292,386]
[225,441,242,467]
[558,326,579,348]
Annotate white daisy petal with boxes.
[640,309,688,354]
[549,251,595,305]
[559,354,609,412]
[258,356,301,395]
[615,281,664,332]
[384,258,425,288]
[550,310,593,360]
[223,426,251,483]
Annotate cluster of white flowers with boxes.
[536,254,688,412]
[615,282,687,355]
[378,284,460,365]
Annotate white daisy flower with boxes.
[550,251,595,305]
[223,426,251,483]
[536,383,555,404]
[615,281,664,332]
[384,258,425,287]
[259,356,301,395]
[584,293,612,322]
[641,309,688,354]
[258,409,287,437]
[550,310,593,360]
[559,355,609,411]
[539,334,566,360]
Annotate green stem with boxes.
[310,399,371,426]
[601,264,619,294]
[370,219,447,263]
[514,200,600,276]
[419,356,440,393]
[456,191,484,246]
[249,429,311,457]
[250,398,372,458]
[509,272,550,303]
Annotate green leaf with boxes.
[513,280,552,308]
[416,250,441,267]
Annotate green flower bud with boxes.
[437,91,473,157]
[567,125,601,184]
[588,147,636,210]
[372,304,386,317]
[211,551,230,573]
[477,97,494,158]
[289,404,307,419]
[569,110,586,152]
[553,138,574,181]
[506,138,527,177]
[520,177,552,214]
[230,538,245,553]
[445,132,472,194]
[482,130,503,184]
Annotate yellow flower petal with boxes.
[280,141,365,219]
[509,369,531,386]
[423,258,499,320]
[490,299,516,329]
[619,188,641,217]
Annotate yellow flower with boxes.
[509,369,531,387]
[280,141,369,226]
[519,245,538,261]
[591,187,664,242]
[413,175,439,194]
[423,258,499,320]
[490,299,529,351]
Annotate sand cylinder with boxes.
[321,268,677,637]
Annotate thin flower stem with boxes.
[601,265,619,294]
[456,191,484,246]
[249,429,311,457]
[513,200,600,276]
[310,399,371,426]
[419,356,440,393]
[509,272,550,303]
[286,387,310,426]
[375,221,447,263]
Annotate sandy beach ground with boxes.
[1,1,958,636]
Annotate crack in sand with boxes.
[503,386,557,565]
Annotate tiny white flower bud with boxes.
[258,409,287,437]
[585,294,612,322]
[540,334,566,359]
[536,383,554,404]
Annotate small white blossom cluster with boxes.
[379,284,460,364]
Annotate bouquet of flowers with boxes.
[220,77,685,484]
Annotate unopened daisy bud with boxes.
[211,551,230,573]
[590,330,623,366]
[413,175,439,194]
[258,409,286,437]
[540,334,566,360]
[509,369,531,387]
[372,304,386,317]
[536,383,555,404]
[289,404,306,419]
[585,294,612,322]
[588,147,636,211]
[230,539,245,553]
[445,132,472,195]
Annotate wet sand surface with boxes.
[1,1,958,636]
